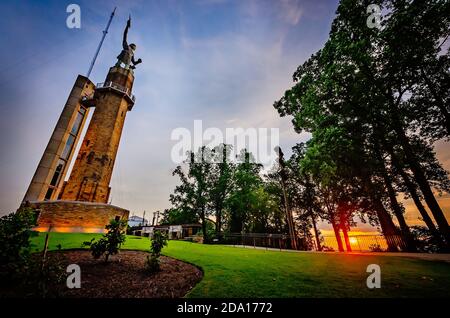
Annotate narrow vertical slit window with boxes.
[70,111,84,135]
[44,187,54,200]
[50,159,65,187]
[61,135,75,160]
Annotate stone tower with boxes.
[60,66,135,203]
[23,17,141,233]
[22,75,95,202]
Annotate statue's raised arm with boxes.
[115,16,142,70]
[122,17,131,50]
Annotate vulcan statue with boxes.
[116,17,142,70]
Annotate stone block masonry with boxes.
[61,67,135,203]
[22,66,135,233]
[30,201,129,233]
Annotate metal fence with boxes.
[221,232,406,252]
[320,234,406,252]
[222,233,309,250]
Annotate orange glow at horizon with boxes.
[32,226,106,233]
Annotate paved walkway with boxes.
[227,244,450,263]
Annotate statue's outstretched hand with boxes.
[137,58,142,64]
[127,16,131,28]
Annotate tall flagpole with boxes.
[87,7,116,78]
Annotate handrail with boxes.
[96,81,135,102]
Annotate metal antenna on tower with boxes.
[87,7,116,78]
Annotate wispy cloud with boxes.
[279,0,303,25]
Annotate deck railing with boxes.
[96,81,135,103]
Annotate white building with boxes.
[128,215,148,227]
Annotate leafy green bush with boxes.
[0,208,38,281]
[83,217,127,262]
[0,208,68,297]
[146,230,168,272]
[197,220,216,243]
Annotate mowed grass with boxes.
[31,233,450,298]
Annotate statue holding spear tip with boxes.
[116,15,142,70]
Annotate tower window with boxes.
[61,135,75,160]
[50,159,65,187]
[44,187,54,200]
[70,111,84,135]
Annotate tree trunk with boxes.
[374,198,400,252]
[280,188,297,249]
[380,167,417,252]
[395,162,444,244]
[361,63,450,244]
[386,142,444,237]
[338,204,352,252]
[390,117,450,245]
[200,207,208,244]
[310,210,322,251]
[215,206,222,240]
[331,220,345,252]
[365,177,400,251]
[280,177,298,250]
[341,225,352,252]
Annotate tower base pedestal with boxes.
[28,201,129,233]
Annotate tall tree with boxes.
[276,146,298,250]
[287,143,323,251]
[170,147,213,243]
[226,150,263,233]
[208,144,234,240]
[274,0,450,250]
[160,208,198,225]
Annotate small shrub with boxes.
[197,221,215,244]
[83,217,127,262]
[0,208,66,297]
[0,208,38,282]
[26,245,66,298]
[127,225,140,235]
[410,225,444,253]
[146,254,160,273]
[321,245,335,252]
[146,230,168,272]
[368,244,384,252]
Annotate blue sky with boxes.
[2,0,446,232]
[0,0,339,217]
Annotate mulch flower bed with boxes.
[51,250,203,298]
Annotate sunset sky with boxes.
[0,0,448,234]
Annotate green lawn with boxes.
[31,233,450,298]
